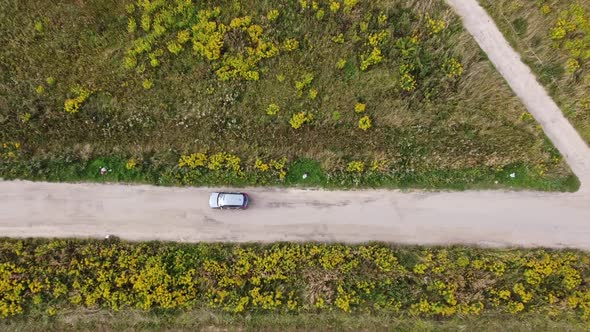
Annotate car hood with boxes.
[209,193,220,208]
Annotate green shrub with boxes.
[512,18,528,36]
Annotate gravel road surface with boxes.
[1,181,589,249]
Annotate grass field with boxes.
[480,0,590,145]
[2,310,588,331]
[0,0,577,190]
[1,239,590,328]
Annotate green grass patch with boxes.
[285,159,327,186]
[512,18,528,36]
[0,154,580,192]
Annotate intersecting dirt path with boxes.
[1,0,590,249]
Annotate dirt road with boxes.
[1,0,590,249]
[1,181,589,249]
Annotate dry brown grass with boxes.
[481,0,590,144]
[1,309,588,332]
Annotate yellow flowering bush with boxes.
[149,56,159,67]
[265,103,280,116]
[346,160,365,173]
[343,0,358,14]
[295,73,314,92]
[269,157,288,180]
[207,152,241,174]
[64,87,91,113]
[1,240,590,321]
[254,158,270,172]
[267,10,280,22]
[330,1,341,13]
[141,14,150,32]
[20,113,31,123]
[399,64,417,92]
[142,79,153,90]
[0,142,21,160]
[427,15,446,34]
[316,9,325,21]
[282,38,299,51]
[378,13,388,26]
[335,285,357,312]
[308,88,318,100]
[360,21,369,33]
[358,115,371,130]
[550,20,567,40]
[124,55,137,69]
[167,41,183,55]
[359,47,383,71]
[513,283,533,303]
[230,16,252,29]
[566,58,580,74]
[0,263,26,317]
[127,18,137,33]
[331,33,344,44]
[443,58,463,78]
[178,153,208,169]
[34,20,43,33]
[125,159,138,170]
[177,30,190,44]
[540,4,552,15]
[507,301,525,313]
[354,102,366,113]
[289,112,313,129]
[368,30,389,47]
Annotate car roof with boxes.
[218,193,245,207]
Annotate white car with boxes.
[209,192,249,209]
